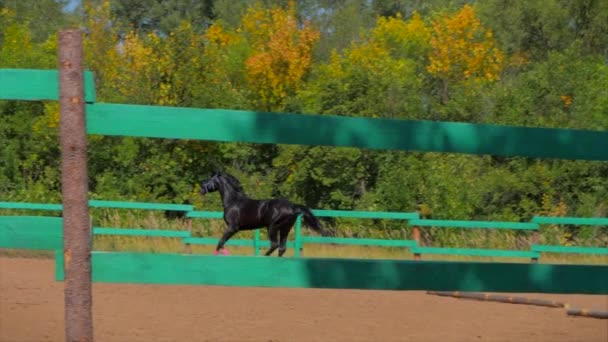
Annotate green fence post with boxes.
[294,214,302,257]
[254,229,260,256]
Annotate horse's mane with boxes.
[218,172,245,192]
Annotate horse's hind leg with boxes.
[278,225,293,257]
[264,226,279,256]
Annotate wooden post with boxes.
[412,226,421,260]
[531,230,539,263]
[185,219,192,254]
[59,29,93,342]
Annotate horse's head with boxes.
[199,171,245,195]
[199,172,221,195]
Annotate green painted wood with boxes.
[186,211,224,219]
[93,227,190,238]
[182,237,295,249]
[312,210,419,220]
[302,236,417,247]
[532,244,608,255]
[0,216,63,250]
[411,247,540,258]
[0,200,192,212]
[531,216,608,226]
[0,201,63,211]
[254,229,261,256]
[89,200,193,211]
[80,252,608,294]
[0,69,96,102]
[186,209,419,220]
[409,219,538,230]
[86,103,608,161]
[183,237,253,247]
[258,241,296,248]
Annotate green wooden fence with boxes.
[2,68,607,293]
[409,219,541,260]
[2,201,606,262]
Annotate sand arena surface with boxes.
[1,257,607,342]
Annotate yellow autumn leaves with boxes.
[205,3,319,111]
[427,5,504,84]
[24,2,505,113]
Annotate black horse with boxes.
[199,171,332,256]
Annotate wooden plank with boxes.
[0,201,63,211]
[186,211,224,219]
[93,227,190,238]
[183,237,253,247]
[0,69,96,102]
[0,200,192,212]
[77,252,608,294]
[532,244,608,255]
[531,216,608,226]
[409,219,538,230]
[89,200,193,212]
[411,247,539,258]
[0,216,63,250]
[186,210,419,220]
[302,236,417,247]
[85,103,608,161]
[183,237,295,248]
[312,210,419,220]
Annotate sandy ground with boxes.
[1,257,607,342]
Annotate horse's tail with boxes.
[294,204,334,237]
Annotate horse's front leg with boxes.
[216,224,238,254]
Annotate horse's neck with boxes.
[218,184,246,206]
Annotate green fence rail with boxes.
[0,68,96,102]
[52,252,608,294]
[0,216,63,250]
[84,103,608,161]
[0,200,193,212]
[409,219,538,230]
[531,244,608,255]
[532,216,608,226]
[2,68,607,161]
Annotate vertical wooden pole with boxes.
[413,226,421,261]
[185,219,192,254]
[59,29,93,342]
[531,230,539,263]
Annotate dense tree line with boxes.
[1,0,606,245]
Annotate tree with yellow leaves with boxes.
[427,5,504,103]
[241,2,320,111]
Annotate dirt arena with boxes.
[1,257,606,342]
